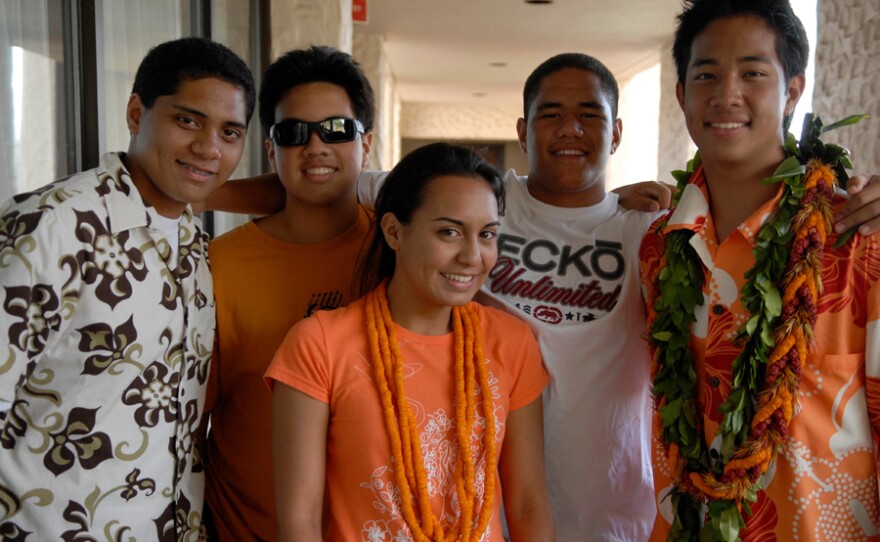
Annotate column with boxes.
[269,0,352,58]
[813,0,880,173]
[656,43,692,183]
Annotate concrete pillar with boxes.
[813,0,880,173]
[353,31,400,170]
[656,42,692,184]
[269,0,352,58]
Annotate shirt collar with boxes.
[98,152,194,235]
[662,165,785,250]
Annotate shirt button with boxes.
[709,377,721,387]
[712,304,726,315]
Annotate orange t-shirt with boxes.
[265,296,548,541]
[640,167,880,541]
[204,207,371,541]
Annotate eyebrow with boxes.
[536,101,604,111]
[172,104,248,129]
[434,217,501,228]
[691,55,773,69]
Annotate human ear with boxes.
[675,82,685,112]
[126,94,145,134]
[516,117,527,153]
[361,132,373,168]
[610,118,623,155]
[380,213,402,251]
[265,138,278,172]
[784,74,806,117]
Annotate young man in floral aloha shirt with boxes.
[640,1,880,540]
[0,37,254,540]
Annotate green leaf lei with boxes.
[649,113,866,542]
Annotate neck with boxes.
[702,157,782,243]
[525,174,606,208]
[385,279,453,336]
[259,197,359,244]
[122,153,186,218]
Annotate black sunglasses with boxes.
[269,117,365,146]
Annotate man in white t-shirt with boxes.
[493,54,658,540]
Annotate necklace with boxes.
[646,114,863,541]
[365,282,497,541]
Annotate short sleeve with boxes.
[480,306,547,411]
[356,170,388,210]
[506,328,547,411]
[264,315,333,404]
[0,203,75,403]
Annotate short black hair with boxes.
[258,45,376,137]
[522,53,620,121]
[131,37,256,123]
[358,143,505,296]
[673,0,808,86]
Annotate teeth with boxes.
[442,273,473,283]
[555,149,584,156]
[180,162,211,176]
[307,167,335,175]
[710,122,746,129]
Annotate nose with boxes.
[192,130,221,160]
[302,130,330,155]
[556,112,584,138]
[457,236,483,266]
[710,75,743,107]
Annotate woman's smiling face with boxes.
[383,174,500,319]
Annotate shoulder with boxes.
[292,298,366,340]
[209,220,256,256]
[1,169,109,244]
[473,302,535,339]
[501,169,527,193]
[3,168,104,216]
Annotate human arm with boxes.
[613,181,674,212]
[499,397,556,541]
[0,203,75,406]
[194,172,286,215]
[834,174,880,236]
[272,383,329,542]
[195,169,390,215]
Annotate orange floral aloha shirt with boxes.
[640,166,880,541]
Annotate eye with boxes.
[539,112,561,119]
[221,128,243,142]
[743,70,766,78]
[480,229,498,240]
[693,72,715,81]
[579,112,602,120]
[438,227,460,238]
[176,115,198,128]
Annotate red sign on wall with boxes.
[353,0,367,23]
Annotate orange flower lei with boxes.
[365,282,497,541]
[645,113,864,541]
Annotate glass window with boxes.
[210,0,263,236]
[99,0,191,154]
[1,0,71,201]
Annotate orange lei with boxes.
[365,283,497,541]
[684,160,832,502]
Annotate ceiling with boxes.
[357,0,683,107]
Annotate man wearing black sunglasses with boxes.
[202,45,374,542]
[269,117,365,147]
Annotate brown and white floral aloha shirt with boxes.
[0,153,214,541]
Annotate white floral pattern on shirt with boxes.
[0,153,214,541]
